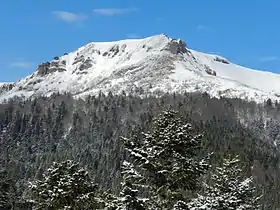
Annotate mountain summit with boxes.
[1,34,280,102]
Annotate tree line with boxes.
[0,91,280,209]
[27,110,260,209]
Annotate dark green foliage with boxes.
[105,161,148,210]
[118,161,147,210]
[122,110,210,208]
[187,156,260,209]
[28,160,101,210]
[0,92,279,208]
[0,169,16,209]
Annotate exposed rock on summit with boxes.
[163,39,189,54]
[1,34,280,103]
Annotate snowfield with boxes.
[1,34,280,103]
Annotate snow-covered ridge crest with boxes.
[1,34,280,103]
[0,82,14,95]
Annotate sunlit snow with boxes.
[1,34,280,103]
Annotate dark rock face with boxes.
[163,39,189,54]
[37,60,66,76]
[79,58,93,71]
[72,57,94,74]
[57,68,67,72]
[37,62,51,76]
[204,65,217,76]
[108,45,120,57]
[72,55,85,65]
[0,83,15,94]
[102,45,122,58]
[214,56,230,64]
[27,79,43,86]
[50,61,59,68]
[178,40,188,53]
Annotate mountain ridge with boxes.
[1,34,280,102]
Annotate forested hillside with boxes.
[1,91,280,209]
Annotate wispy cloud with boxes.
[92,8,137,16]
[52,11,87,23]
[196,24,208,30]
[127,34,141,39]
[9,61,33,69]
[259,56,278,62]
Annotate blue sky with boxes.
[1,0,280,82]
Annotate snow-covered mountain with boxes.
[0,82,14,96]
[1,34,280,102]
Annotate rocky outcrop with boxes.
[1,34,279,104]
[109,45,120,57]
[214,56,230,64]
[79,58,93,71]
[163,39,189,54]
[0,83,15,95]
[37,59,66,76]
[102,45,121,58]
[37,62,50,76]
[72,55,85,65]
[204,65,217,76]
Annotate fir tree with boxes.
[28,160,102,210]
[0,169,15,209]
[122,110,210,208]
[173,200,188,210]
[187,156,261,210]
[105,161,149,210]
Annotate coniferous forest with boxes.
[1,91,280,209]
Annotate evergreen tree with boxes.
[187,156,261,210]
[0,92,275,208]
[173,200,188,210]
[28,160,102,210]
[122,110,210,208]
[105,161,149,210]
[0,169,15,209]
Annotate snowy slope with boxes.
[0,82,14,96]
[0,82,13,87]
[1,34,280,102]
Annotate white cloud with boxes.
[9,61,33,69]
[196,24,208,30]
[127,34,141,39]
[93,8,137,16]
[259,56,278,62]
[52,11,87,23]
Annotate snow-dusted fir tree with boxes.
[0,169,15,209]
[122,110,210,208]
[187,156,261,210]
[105,161,149,210]
[29,160,102,210]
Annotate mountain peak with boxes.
[1,35,280,103]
